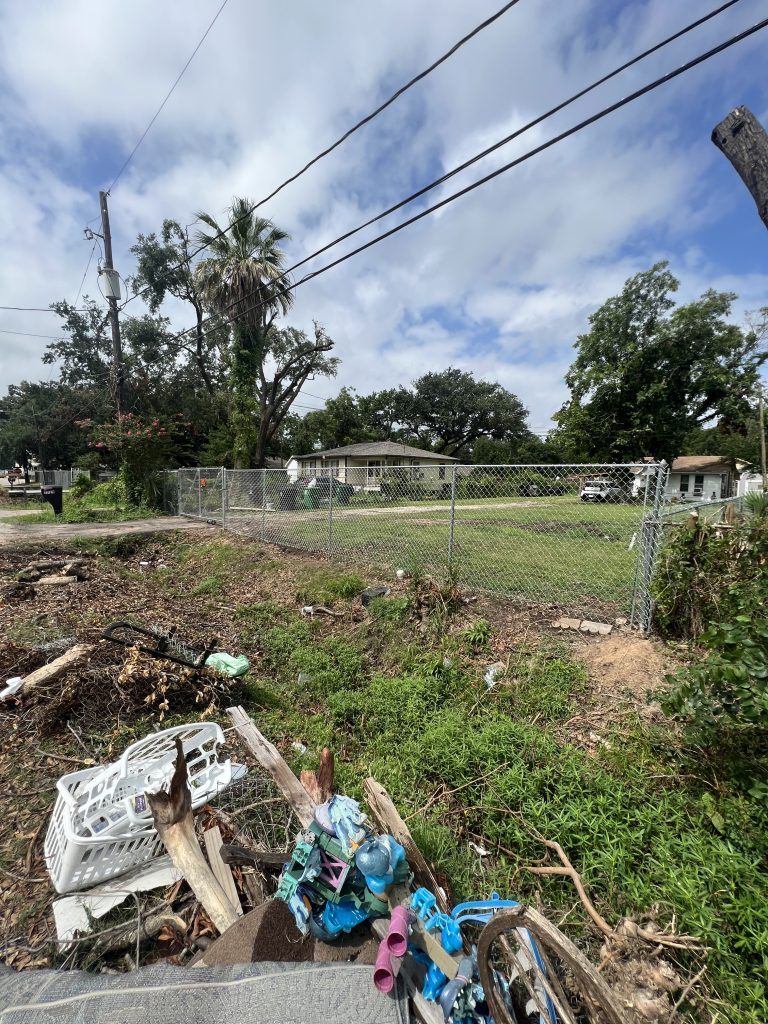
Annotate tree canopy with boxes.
[553,262,767,463]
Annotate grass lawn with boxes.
[231,495,646,617]
[1,532,766,1021]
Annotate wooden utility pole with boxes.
[760,387,767,492]
[99,190,125,416]
[712,106,768,232]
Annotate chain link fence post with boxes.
[176,471,181,517]
[260,470,267,543]
[221,467,227,527]
[448,464,457,566]
[327,470,334,560]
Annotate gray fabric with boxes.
[0,961,409,1024]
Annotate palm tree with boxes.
[194,198,292,466]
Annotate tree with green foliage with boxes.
[554,263,767,462]
[131,220,226,396]
[194,199,293,467]
[395,367,530,458]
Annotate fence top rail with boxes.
[658,495,744,517]
[219,462,666,472]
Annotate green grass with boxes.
[296,567,367,605]
[251,496,644,614]
[238,605,768,1023]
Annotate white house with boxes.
[632,456,746,501]
[286,441,457,490]
[737,472,766,496]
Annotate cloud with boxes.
[1,0,766,436]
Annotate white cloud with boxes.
[0,0,766,433]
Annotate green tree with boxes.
[396,368,530,457]
[554,263,767,462]
[131,220,226,395]
[194,198,293,467]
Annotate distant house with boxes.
[286,441,457,490]
[632,456,748,501]
[667,456,749,500]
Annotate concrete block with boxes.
[579,620,613,635]
[553,617,582,630]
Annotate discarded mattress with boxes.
[0,961,410,1024]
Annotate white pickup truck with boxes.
[580,477,626,502]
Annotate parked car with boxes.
[580,477,627,502]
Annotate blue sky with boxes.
[0,0,766,432]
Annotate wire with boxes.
[106,0,230,194]
[0,329,65,340]
[72,241,97,307]
[120,0,525,310]
[172,7,765,348]
[0,306,89,313]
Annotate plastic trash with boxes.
[0,677,24,701]
[484,662,505,689]
[291,741,308,755]
[204,653,250,677]
[361,586,391,606]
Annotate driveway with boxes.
[0,516,211,546]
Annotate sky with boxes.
[0,0,766,433]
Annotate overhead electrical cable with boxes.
[120,0,526,310]
[171,7,763,347]
[106,0,231,193]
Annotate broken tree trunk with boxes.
[712,106,768,231]
[21,643,95,694]
[300,747,335,804]
[203,826,242,918]
[226,705,316,827]
[147,738,239,936]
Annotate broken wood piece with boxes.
[204,825,243,919]
[219,845,289,869]
[62,560,85,578]
[147,738,240,936]
[90,912,187,959]
[226,705,316,827]
[21,643,95,694]
[35,575,77,586]
[27,559,66,571]
[363,777,450,912]
[299,747,334,803]
[314,605,343,617]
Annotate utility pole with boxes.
[712,106,768,233]
[99,190,125,416]
[760,386,767,492]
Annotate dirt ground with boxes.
[0,515,208,545]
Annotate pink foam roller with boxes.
[385,905,411,958]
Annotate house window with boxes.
[679,474,689,494]
[367,460,382,480]
[439,466,446,481]
[693,474,704,497]
[325,459,339,477]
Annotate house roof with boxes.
[670,456,731,473]
[294,441,457,461]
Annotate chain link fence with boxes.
[166,462,674,627]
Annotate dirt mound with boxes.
[577,634,669,699]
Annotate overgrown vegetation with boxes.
[3,533,767,1021]
[654,502,768,736]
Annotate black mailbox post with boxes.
[41,485,64,516]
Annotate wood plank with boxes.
[226,706,316,827]
[21,643,95,694]
[204,825,242,918]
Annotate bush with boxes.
[69,473,96,498]
[656,508,768,734]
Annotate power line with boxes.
[0,306,89,313]
[72,240,97,307]
[173,6,764,348]
[0,329,64,340]
[120,0,525,310]
[106,0,230,194]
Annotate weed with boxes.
[367,596,411,623]
[236,600,292,641]
[461,618,492,651]
[192,575,224,596]
[296,567,366,605]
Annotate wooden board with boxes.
[226,706,316,828]
[204,825,242,918]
